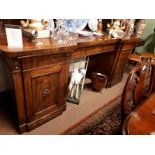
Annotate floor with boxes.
[0,73,128,135]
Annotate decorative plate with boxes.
[65,19,88,32]
[88,19,98,32]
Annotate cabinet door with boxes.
[23,63,68,123]
[115,51,129,75]
[112,50,129,85]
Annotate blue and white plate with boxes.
[65,19,88,32]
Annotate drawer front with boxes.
[21,52,70,70]
[121,40,143,52]
[23,63,68,122]
[122,44,134,50]
[70,43,118,59]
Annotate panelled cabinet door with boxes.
[23,63,68,124]
[111,50,129,86]
[114,51,129,75]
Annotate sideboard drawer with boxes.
[21,52,70,70]
[122,44,134,51]
[70,43,118,59]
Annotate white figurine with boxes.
[69,68,86,99]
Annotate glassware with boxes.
[68,32,78,44]
[52,19,78,45]
[67,19,79,44]
[48,19,55,32]
[52,19,69,45]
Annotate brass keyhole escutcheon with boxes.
[43,88,50,97]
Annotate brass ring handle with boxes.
[43,88,50,97]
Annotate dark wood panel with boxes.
[12,70,27,133]
[110,51,129,86]
[0,19,21,33]
[114,51,129,75]
[87,51,116,78]
[32,71,59,117]
[23,64,65,121]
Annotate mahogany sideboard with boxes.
[0,34,144,133]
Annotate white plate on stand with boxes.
[78,31,93,36]
[88,19,98,32]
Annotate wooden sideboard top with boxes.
[0,34,143,58]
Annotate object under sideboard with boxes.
[0,34,144,133]
[87,38,144,87]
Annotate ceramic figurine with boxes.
[97,19,103,33]
[107,19,126,39]
[21,19,48,31]
[67,57,89,104]
[69,68,86,99]
[135,19,146,38]
[123,19,135,39]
